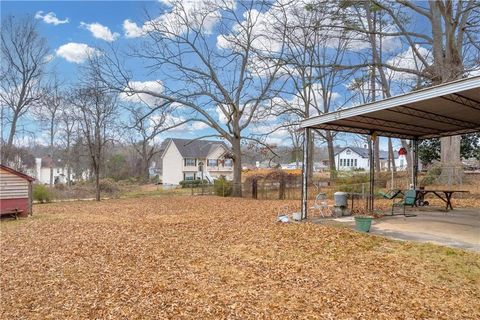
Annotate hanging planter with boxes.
[398,147,408,156]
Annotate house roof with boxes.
[335,147,398,160]
[301,76,480,140]
[39,155,66,168]
[162,138,230,158]
[0,164,35,181]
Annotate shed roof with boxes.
[301,76,480,140]
[0,164,35,181]
[162,138,230,158]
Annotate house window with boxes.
[207,159,217,167]
[184,172,195,180]
[184,158,196,166]
[347,159,350,167]
[354,159,357,167]
[224,159,232,167]
[346,149,351,155]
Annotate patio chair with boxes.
[310,193,329,218]
[391,189,417,217]
[380,189,403,200]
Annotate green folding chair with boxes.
[391,189,417,217]
[380,189,403,200]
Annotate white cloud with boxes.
[123,0,234,39]
[386,45,431,81]
[55,43,99,64]
[35,11,69,25]
[80,22,119,42]
[43,54,55,63]
[164,114,209,132]
[120,81,164,106]
[123,19,145,38]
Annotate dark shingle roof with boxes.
[335,147,398,160]
[162,138,230,158]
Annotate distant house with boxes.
[160,138,233,185]
[33,155,76,185]
[334,146,408,171]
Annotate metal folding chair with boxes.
[310,193,328,218]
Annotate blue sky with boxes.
[1,0,420,151]
[1,1,158,82]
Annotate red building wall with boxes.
[0,198,29,217]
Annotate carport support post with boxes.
[301,128,310,220]
[412,139,419,189]
[368,135,375,212]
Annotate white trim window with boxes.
[207,159,218,167]
[224,159,233,167]
[184,158,196,166]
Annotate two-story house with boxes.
[334,146,409,171]
[160,138,234,185]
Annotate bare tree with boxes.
[270,1,352,179]
[71,62,118,201]
[96,1,286,196]
[367,0,480,183]
[58,102,77,186]
[0,15,49,163]
[34,77,63,186]
[125,104,189,181]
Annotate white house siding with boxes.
[335,148,409,171]
[161,141,185,185]
[335,149,369,171]
[0,168,29,199]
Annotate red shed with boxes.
[0,164,35,218]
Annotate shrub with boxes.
[33,185,52,203]
[420,166,442,186]
[98,178,120,194]
[214,176,232,197]
[179,179,209,188]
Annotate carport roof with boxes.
[300,76,480,140]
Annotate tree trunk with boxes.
[388,138,396,173]
[50,124,54,187]
[438,135,462,185]
[307,133,314,181]
[3,114,18,162]
[374,136,380,172]
[231,136,242,197]
[142,156,150,183]
[326,131,336,179]
[95,165,100,201]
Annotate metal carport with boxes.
[299,76,480,219]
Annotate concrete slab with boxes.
[311,208,480,252]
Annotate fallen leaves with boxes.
[1,196,479,319]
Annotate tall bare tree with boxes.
[71,61,118,201]
[126,104,189,181]
[97,1,286,196]
[369,0,480,183]
[265,1,352,179]
[58,102,77,186]
[35,77,63,186]
[0,15,49,162]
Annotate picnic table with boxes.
[414,189,469,211]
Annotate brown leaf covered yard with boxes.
[1,196,479,319]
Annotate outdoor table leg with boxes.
[445,192,454,210]
[432,191,449,211]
